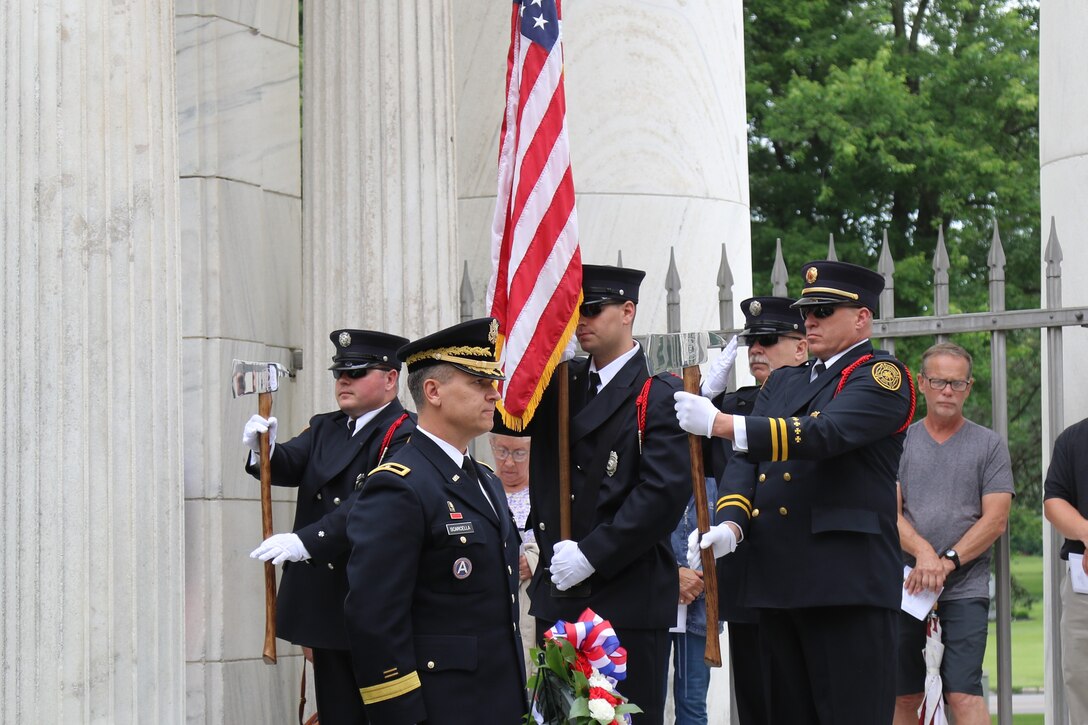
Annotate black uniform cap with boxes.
[791,260,885,313]
[397,317,505,381]
[328,329,410,371]
[581,264,646,305]
[739,296,805,340]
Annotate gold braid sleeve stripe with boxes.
[767,417,790,462]
[360,672,421,704]
[716,495,752,518]
[800,286,860,300]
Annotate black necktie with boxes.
[587,371,602,400]
[462,457,496,515]
[811,362,826,382]
[347,417,357,435]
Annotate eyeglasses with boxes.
[743,333,803,348]
[923,376,971,392]
[491,447,529,462]
[579,300,624,318]
[799,304,861,320]
[332,367,390,380]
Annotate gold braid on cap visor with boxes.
[405,346,502,376]
[800,287,859,300]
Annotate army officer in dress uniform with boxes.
[500,265,691,725]
[675,261,913,724]
[344,318,525,725]
[243,329,414,725]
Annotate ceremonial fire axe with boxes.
[645,331,726,667]
[231,359,291,664]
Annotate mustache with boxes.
[749,354,770,366]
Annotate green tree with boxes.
[744,0,1043,513]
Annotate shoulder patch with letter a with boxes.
[871,361,902,391]
[368,462,411,477]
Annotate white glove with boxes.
[242,414,278,453]
[673,391,719,438]
[700,335,738,398]
[687,524,739,568]
[560,336,577,363]
[550,540,595,591]
[250,533,310,565]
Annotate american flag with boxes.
[487,0,582,430]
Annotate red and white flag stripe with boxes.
[488,0,581,430]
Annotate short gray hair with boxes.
[407,363,457,408]
[920,342,973,379]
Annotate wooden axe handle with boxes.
[683,367,722,667]
[558,362,572,540]
[258,391,278,665]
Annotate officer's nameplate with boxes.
[446,522,475,535]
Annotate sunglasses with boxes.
[332,367,390,380]
[579,300,624,318]
[799,303,861,320]
[743,333,803,348]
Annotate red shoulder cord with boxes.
[635,372,681,453]
[833,355,916,434]
[376,413,410,465]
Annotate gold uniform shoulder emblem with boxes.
[871,361,902,391]
[369,462,411,477]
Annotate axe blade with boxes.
[231,359,290,398]
[644,331,726,376]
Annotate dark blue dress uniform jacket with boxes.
[710,385,761,624]
[245,400,414,649]
[344,433,526,725]
[715,343,913,611]
[518,352,692,630]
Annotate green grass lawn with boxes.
[982,555,1044,691]
[991,715,1043,724]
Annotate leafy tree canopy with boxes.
[745,0,1043,522]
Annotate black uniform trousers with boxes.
[312,648,368,725]
[726,622,766,724]
[758,605,897,725]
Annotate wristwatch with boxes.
[942,549,961,570]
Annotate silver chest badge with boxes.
[606,450,618,477]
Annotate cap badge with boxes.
[749,300,763,316]
[805,266,818,284]
[488,319,499,344]
[606,450,618,477]
[453,557,473,580]
[338,332,352,348]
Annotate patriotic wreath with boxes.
[525,608,642,725]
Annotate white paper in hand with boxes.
[1069,554,1088,594]
[901,565,943,620]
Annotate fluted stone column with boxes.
[0,2,184,722]
[175,3,305,722]
[303,0,459,409]
[1040,4,1088,723]
[455,1,753,340]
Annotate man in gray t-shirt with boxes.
[893,343,1014,725]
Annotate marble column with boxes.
[454,0,753,341]
[1040,3,1088,722]
[303,0,459,409]
[175,2,306,723]
[0,1,184,722]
